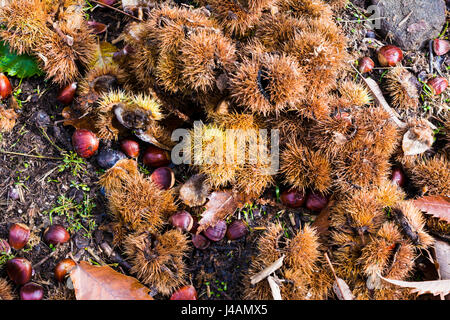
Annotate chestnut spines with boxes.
[54,258,77,282]
[20,282,44,300]
[0,73,12,99]
[6,257,32,285]
[43,224,70,245]
[72,129,99,158]
[8,223,30,250]
[377,45,403,67]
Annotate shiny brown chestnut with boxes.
[120,139,140,158]
[377,45,403,67]
[226,220,248,240]
[391,167,406,187]
[427,77,448,95]
[72,129,99,158]
[0,239,11,255]
[8,223,30,250]
[358,57,375,73]
[169,211,193,232]
[305,193,329,212]
[280,189,306,208]
[203,220,227,242]
[433,38,450,56]
[54,258,77,282]
[6,257,32,285]
[20,282,44,300]
[43,224,70,245]
[170,285,197,300]
[151,167,175,190]
[0,73,12,99]
[143,145,171,167]
[57,82,77,105]
[191,234,210,250]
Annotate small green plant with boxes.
[44,194,97,238]
[58,151,88,177]
[0,253,15,266]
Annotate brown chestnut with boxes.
[170,285,197,300]
[191,234,210,250]
[0,238,11,255]
[391,167,406,187]
[72,129,99,158]
[377,45,403,67]
[6,257,32,285]
[358,57,375,73]
[203,220,227,242]
[169,211,193,232]
[43,224,70,245]
[120,139,140,158]
[0,73,12,99]
[20,282,44,300]
[54,258,77,282]
[226,220,248,240]
[427,77,448,95]
[433,38,450,56]
[8,223,30,250]
[143,145,171,167]
[151,167,175,190]
[280,189,306,208]
[305,193,329,212]
[57,82,77,105]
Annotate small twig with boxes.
[429,40,434,74]
[33,249,57,268]
[398,11,413,28]
[250,255,285,285]
[0,149,62,160]
[267,275,283,300]
[85,247,107,266]
[90,0,141,21]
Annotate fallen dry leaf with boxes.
[379,273,450,296]
[434,240,450,280]
[311,199,335,242]
[333,278,354,300]
[413,195,450,224]
[61,106,98,132]
[402,125,434,156]
[70,260,153,300]
[179,174,211,207]
[197,190,244,233]
[89,41,118,69]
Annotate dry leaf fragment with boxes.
[333,278,354,300]
[413,196,450,224]
[379,273,450,296]
[402,125,434,156]
[0,105,18,132]
[179,174,211,207]
[70,261,153,300]
[434,240,450,280]
[61,106,98,132]
[197,190,244,233]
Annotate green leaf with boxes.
[0,41,43,78]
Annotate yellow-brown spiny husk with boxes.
[408,154,450,196]
[98,159,177,240]
[243,223,286,300]
[339,81,372,107]
[0,278,14,300]
[280,137,333,193]
[230,52,305,116]
[384,66,419,112]
[123,230,189,295]
[391,200,434,249]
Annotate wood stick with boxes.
[250,255,285,285]
[267,276,282,300]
